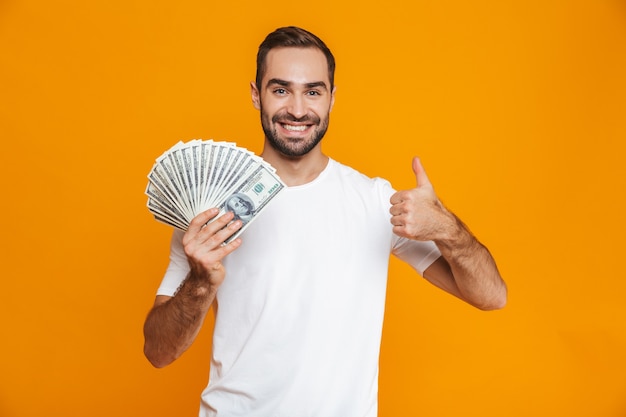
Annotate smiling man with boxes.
[143,26,507,417]
[254,47,333,160]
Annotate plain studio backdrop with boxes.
[1,1,625,416]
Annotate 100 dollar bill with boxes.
[214,164,285,244]
[146,140,285,241]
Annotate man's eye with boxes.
[274,88,287,95]
[306,90,320,96]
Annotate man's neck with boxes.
[261,145,329,187]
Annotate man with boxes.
[144,26,507,417]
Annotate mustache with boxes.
[272,112,320,124]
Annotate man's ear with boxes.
[250,81,261,110]
[329,85,337,112]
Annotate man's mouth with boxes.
[281,124,309,132]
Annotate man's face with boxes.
[252,47,336,157]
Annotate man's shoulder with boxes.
[329,159,392,189]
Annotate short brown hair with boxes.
[255,26,336,91]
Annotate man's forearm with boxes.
[143,273,217,368]
[435,212,507,310]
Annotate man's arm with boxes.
[143,209,243,368]
[390,157,507,310]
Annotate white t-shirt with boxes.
[157,159,441,417]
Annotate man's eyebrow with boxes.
[266,78,328,90]
[267,78,291,87]
[304,81,328,90]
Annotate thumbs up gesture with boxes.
[389,157,454,241]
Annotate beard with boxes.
[260,106,330,157]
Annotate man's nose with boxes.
[286,95,307,119]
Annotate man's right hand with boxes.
[183,208,243,291]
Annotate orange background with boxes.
[1,1,625,416]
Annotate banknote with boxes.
[215,164,285,243]
[146,139,285,239]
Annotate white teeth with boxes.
[282,124,307,132]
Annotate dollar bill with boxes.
[215,163,285,243]
[146,139,285,237]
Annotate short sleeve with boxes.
[391,236,441,276]
[156,229,190,296]
[375,178,441,275]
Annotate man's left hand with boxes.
[389,157,453,241]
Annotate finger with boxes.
[392,225,409,238]
[389,215,404,227]
[390,190,411,205]
[188,208,220,233]
[186,218,243,259]
[195,215,241,248]
[198,211,235,236]
[219,237,243,257]
[390,191,402,205]
[389,202,407,216]
[185,211,234,248]
[210,218,243,245]
[412,157,432,188]
[198,235,243,266]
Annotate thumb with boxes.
[412,157,432,188]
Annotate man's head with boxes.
[252,27,336,158]
[255,26,335,92]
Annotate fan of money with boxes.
[146,139,285,243]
